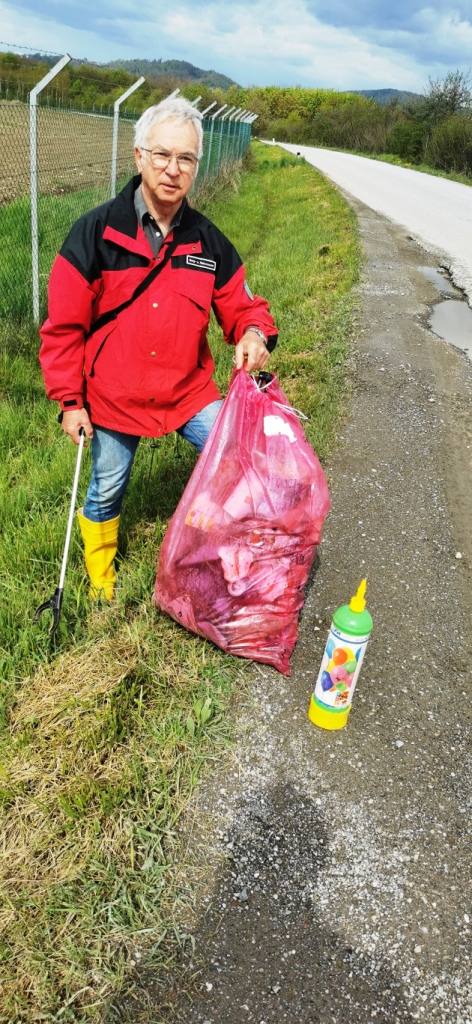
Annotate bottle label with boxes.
[313,624,371,713]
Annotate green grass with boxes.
[0,142,360,1022]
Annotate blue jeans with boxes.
[83,400,222,523]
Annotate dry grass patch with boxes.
[0,618,237,1022]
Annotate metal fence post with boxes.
[244,115,254,157]
[204,104,226,179]
[226,108,241,164]
[29,53,71,322]
[219,107,235,164]
[111,77,145,199]
[242,115,251,159]
[200,103,216,181]
[204,120,215,179]
[201,101,217,116]
[233,111,247,162]
[245,120,252,156]
[216,107,234,172]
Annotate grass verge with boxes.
[0,141,360,1022]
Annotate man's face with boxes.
[134,118,199,209]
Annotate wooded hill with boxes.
[355,88,420,105]
[105,58,237,91]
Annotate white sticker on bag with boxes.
[263,415,296,443]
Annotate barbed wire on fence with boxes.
[0,52,257,323]
[0,40,64,57]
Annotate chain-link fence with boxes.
[0,101,136,322]
[0,94,254,324]
[201,116,252,179]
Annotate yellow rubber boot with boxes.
[77,509,119,600]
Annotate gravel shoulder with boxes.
[116,198,472,1024]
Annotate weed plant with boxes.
[0,142,360,1021]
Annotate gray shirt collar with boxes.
[134,184,185,235]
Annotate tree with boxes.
[423,69,472,122]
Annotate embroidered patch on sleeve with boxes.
[244,280,254,300]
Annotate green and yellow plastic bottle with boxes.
[309,580,373,730]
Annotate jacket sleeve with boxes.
[39,217,103,411]
[210,226,278,350]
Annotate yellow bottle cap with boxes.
[350,578,367,613]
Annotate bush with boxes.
[425,114,472,174]
[265,97,396,154]
[385,119,427,162]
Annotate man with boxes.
[39,97,278,599]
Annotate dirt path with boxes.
[115,199,472,1024]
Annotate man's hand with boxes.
[234,330,271,373]
[61,407,94,445]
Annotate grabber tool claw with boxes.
[34,428,86,640]
[255,370,274,389]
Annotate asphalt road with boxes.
[280,145,472,304]
[113,189,472,1024]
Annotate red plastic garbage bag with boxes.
[153,370,330,675]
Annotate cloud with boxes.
[304,1,472,67]
[1,0,471,89]
[305,0,467,33]
[1,0,139,50]
[0,1,129,62]
[150,1,427,89]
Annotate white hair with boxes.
[134,98,203,159]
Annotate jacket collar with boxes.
[103,174,195,256]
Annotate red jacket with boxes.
[39,175,278,437]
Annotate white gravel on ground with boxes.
[279,144,472,305]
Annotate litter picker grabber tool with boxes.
[34,428,86,640]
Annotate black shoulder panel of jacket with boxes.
[181,207,243,291]
[59,198,114,284]
[58,175,145,284]
[108,174,141,237]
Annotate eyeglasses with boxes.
[140,148,199,172]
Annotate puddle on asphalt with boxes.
[429,300,472,360]
[419,265,472,362]
[419,265,456,294]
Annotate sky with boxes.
[1,0,471,91]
